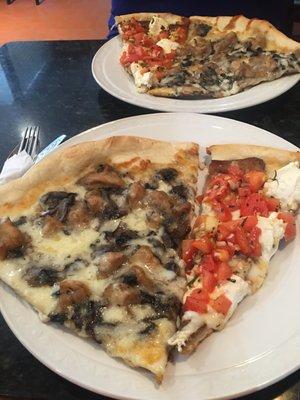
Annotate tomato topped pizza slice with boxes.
[169,144,300,353]
[116,13,189,92]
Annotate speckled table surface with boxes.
[0,40,299,400]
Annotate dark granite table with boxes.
[0,40,299,400]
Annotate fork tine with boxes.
[18,127,29,154]
[30,126,40,157]
[24,127,34,154]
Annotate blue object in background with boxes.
[108,0,293,38]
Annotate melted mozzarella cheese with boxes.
[264,161,300,210]
[22,224,99,265]
[257,213,286,262]
[130,63,153,90]
[148,16,169,36]
[121,208,148,231]
[156,38,179,53]
[157,180,172,193]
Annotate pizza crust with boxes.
[190,15,300,53]
[0,136,198,215]
[115,12,185,26]
[207,144,300,174]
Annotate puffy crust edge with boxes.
[115,12,185,25]
[190,15,300,53]
[0,136,198,214]
[207,144,300,173]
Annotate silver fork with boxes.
[18,126,40,159]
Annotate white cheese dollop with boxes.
[219,275,250,322]
[264,161,300,211]
[130,63,153,90]
[231,209,241,220]
[148,16,169,36]
[168,311,204,351]
[257,213,286,262]
[156,38,179,54]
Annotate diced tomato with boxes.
[238,186,252,197]
[159,31,169,39]
[202,270,217,293]
[278,212,297,241]
[192,236,213,254]
[216,262,232,283]
[211,201,232,222]
[201,255,217,272]
[211,294,232,315]
[227,164,244,179]
[217,220,240,240]
[223,193,239,211]
[248,226,262,257]
[240,193,269,217]
[207,175,230,200]
[244,171,266,192]
[196,194,204,204]
[234,226,251,255]
[213,248,230,262]
[265,197,280,212]
[182,239,198,269]
[172,26,187,43]
[243,215,258,231]
[184,289,210,314]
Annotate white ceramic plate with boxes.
[92,36,300,114]
[0,113,299,400]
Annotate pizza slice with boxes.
[116,13,300,98]
[169,144,300,353]
[116,13,189,93]
[0,136,199,381]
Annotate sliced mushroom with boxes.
[0,219,25,260]
[39,191,76,222]
[96,251,126,278]
[67,200,91,229]
[42,216,63,237]
[145,190,173,214]
[59,280,91,311]
[129,246,162,274]
[127,182,146,208]
[102,282,140,306]
[77,166,124,189]
[24,266,59,287]
[85,190,106,214]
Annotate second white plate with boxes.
[92,36,300,114]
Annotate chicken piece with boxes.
[96,251,126,278]
[127,182,146,208]
[67,201,91,229]
[0,219,25,260]
[102,282,140,306]
[59,280,90,311]
[77,167,124,189]
[85,190,106,214]
[42,216,63,237]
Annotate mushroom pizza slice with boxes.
[0,136,199,382]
